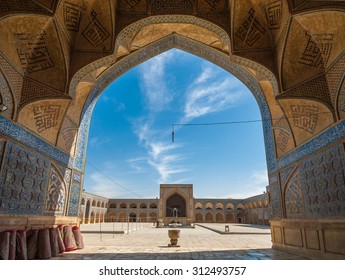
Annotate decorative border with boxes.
[278,120,345,169]
[68,184,81,216]
[0,115,74,167]
[114,14,230,50]
[74,90,100,171]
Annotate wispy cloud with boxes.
[109,100,126,112]
[138,51,175,112]
[88,135,111,149]
[87,171,122,198]
[86,168,146,198]
[99,94,126,112]
[133,53,250,185]
[132,51,189,183]
[132,122,188,184]
[183,64,248,122]
[127,157,148,172]
[227,169,269,199]
[195,66,213,84]
[250,169,269,184]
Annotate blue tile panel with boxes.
[0,115,73,167]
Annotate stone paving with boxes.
[52,223,306,260]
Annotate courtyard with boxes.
[53,223,304,260]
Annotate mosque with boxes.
[1,0,345,260]
[79,184,270,226]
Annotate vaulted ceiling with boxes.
[0,0,344,160]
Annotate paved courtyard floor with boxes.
[53,223,306,260]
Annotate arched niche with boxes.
[166,192,187,218]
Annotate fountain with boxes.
[168,228,180,247]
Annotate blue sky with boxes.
[83,49,268,199]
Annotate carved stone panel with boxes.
[300,143,345,218]
[44,166,67,215]
[298,32,333,70]
[284,170,305,219]
[0,16,67,92]
[72,0,114,52]
[235,8,267,48]
[82,10,110,48]
[263,0,283,30]
[150,0,194,14]
[282,12,345,90]
[63,1,85,32]
[0,141,50,215]
[278,98,334,146]
[14,30,55,74]
[17,99,70,145]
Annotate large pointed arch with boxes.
[166,192,187,218]
[74,33,277,174]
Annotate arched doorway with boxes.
[139,212,147,222]
[129,212,137,222]
[90,212,95,224]
[108,212,116,222]
[119,212,126,222]
[216,213,224,223]
[205,213,213,223]
[237,213,244,224]
[166,193,186,218]
[149,213,157,222]
[226,212,235,223]
[195,213,203,223]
